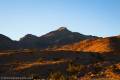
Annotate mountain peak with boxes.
[57,27,69,31]
[20,34,38,41]
[0,34,12,41]
[24,34,37,38]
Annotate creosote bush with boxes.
[67,62,84,74]
[48,71,66,80]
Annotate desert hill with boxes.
[57,36,120,53]
[19,34,39,48]
[0,34,14,50]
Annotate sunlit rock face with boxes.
[58,35,120,53]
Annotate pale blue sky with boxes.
[0,0,120,40]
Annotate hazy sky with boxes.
[0,0,120,40]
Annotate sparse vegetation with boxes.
[0,50,120,79]
[48,71,66,80]
[67,62,84,74]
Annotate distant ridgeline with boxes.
[0,27,120,53]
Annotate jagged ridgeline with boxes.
[0,27,97,50]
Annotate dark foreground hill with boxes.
[0,34,20,50]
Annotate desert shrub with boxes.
[68,75,78,80]
[37,58,44,62]
[48,71,66,80]
[29,74,42,79]
[67,62,84,74]
[94,65,104,73]
[90,64,108,78]
[112,64,120,74]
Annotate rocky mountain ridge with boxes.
[0,27,97,50]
